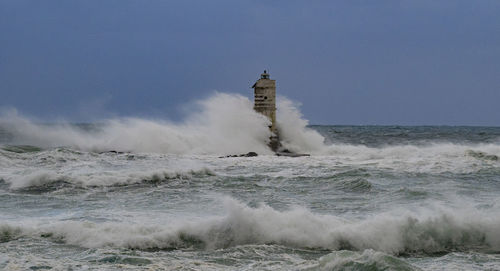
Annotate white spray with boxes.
[1,93,319,155]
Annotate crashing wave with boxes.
[5,199,500,254]
[0,93,327,155]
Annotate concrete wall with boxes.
[253,78,277,135]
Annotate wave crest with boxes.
[317,250,420,271]
[3,168,215,190]
[7,199,500,254]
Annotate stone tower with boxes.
[252,70,280,151]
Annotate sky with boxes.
[1,0,499,125]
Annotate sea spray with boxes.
[0,93,276,155]
[276,97,327,153]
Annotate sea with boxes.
[1,93,500,270]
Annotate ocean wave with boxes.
[0,224,23,243]
[317,142,500,174]
[2,168,215,190]
[466,150,499,161]
[0,145,43,153]
[314,250,420,271]
[323,142,500,159]
[6,199,500,254]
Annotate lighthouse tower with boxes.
[252,70,280,151]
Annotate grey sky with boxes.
[1,0,499,125]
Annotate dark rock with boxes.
[219,152,259,158]
[99,150,125,154]
[276,151,310,157]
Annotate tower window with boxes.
[264,96,268,100]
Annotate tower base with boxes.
[269,135,281,152]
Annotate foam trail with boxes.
[0,93,273,155]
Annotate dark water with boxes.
[314,125,500,146]
[1,124,500,270]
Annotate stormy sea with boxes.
[1,93,500,270]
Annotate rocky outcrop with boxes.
[219,152,258,158]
